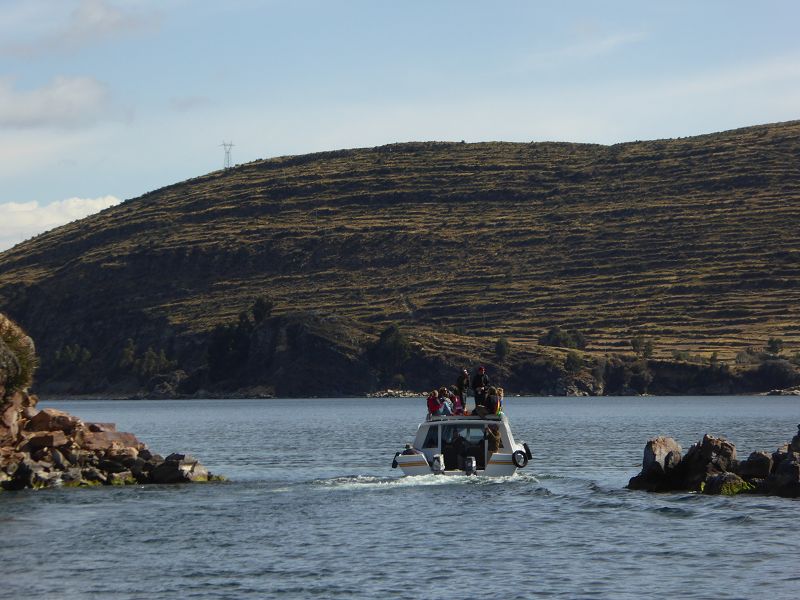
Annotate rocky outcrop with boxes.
[628,425,800,498]
[0,391,222,490]
[0,311,222,491]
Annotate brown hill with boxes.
[1,120,800,395]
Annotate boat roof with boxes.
[425,414,507,423]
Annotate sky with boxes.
[1,0,799,250]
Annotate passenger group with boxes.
[426,366,504,417]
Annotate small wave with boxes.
[652,506,695,517]
[722,514,755,524]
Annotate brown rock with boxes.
[642,436,683,476]
[81,431,114,452]
[627,436,683,491]
[23,430,68,452]
[87,422,116,433]
[26,408,82,434]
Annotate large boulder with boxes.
[704,472,754,495]
[21,431,68,453]
[678,434,737,491]
[26,409,82,434]
[790,424,800,453]
[736,451,773,480]
[628,436,683,491]
[766,452,800,498]
[150,453,209,484]
[0,391,38,445]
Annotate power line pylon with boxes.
[220,141,234,169]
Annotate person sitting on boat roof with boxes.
[449,386,464,415]
[427,390,452,416]
[485,387,500,415]
[472,366,490,409]
[439,386,460,415]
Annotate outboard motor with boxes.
[464,456,477,476]
[431,454,445,474]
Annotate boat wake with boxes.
[312,471,541,491]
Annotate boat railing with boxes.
[426,414,504,422]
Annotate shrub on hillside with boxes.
[539,326,586,350]
[0,314,38,394]
[565,350,583,374]
[766,337,784,355]
[495,337,510,363]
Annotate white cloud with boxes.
[0,0,158,57]
[517,31,648,72]
[0,75,111,129]
[0,195,121,251]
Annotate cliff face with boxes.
[2,121,800,396]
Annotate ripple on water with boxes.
[652,505,696,518]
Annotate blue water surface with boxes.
[1,396,798,599]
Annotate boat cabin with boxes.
[393,414,531,477]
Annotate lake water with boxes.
[1,396,798,599]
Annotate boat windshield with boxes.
[442,424,486,445]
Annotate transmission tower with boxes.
[220,141,234,169]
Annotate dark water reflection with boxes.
[1,396,797,599]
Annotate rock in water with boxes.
[627,436,683,492]
[628,426,800,498]
[150,453,209,484]
[680,434,737,491]
[736,451,773,480]
[704,472,754,496]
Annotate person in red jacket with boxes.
[426,390,452,415]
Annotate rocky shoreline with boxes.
[1,313,220,491]
[0,390,222,490]
[628,425,800,498]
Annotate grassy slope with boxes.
[1,120,799,373]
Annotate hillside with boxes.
[1,120,800,396]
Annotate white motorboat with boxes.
[392,413,532,476]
